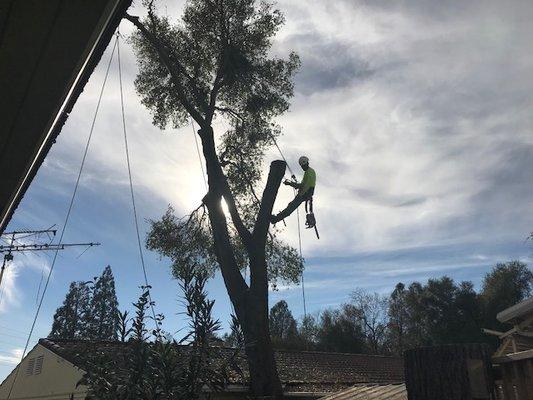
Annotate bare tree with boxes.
[350,289,389,354]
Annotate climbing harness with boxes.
[282,174,320,240]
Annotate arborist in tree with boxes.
[271,156,316,224]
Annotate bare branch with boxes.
[214,106,244,121]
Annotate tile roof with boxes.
[39,338,404,394]
[320,383,407,400]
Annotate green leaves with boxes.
[147,205,303,288]
[146,206,217,278]
[49,266,120,340]
[131,0,299,130]
[82,276,229,399]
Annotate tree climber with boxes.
[271,156,316,224]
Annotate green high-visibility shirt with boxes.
[299,167,316,195]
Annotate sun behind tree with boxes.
[125,0,301,397]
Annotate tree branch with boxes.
[214,106,243,121]
[124,13,206,127]
[252,160,286,248]
[206,65,225,124]
[202,188,249,303]
[220,178,253,249]
[199,127,249,303]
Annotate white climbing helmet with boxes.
[298,156,309,166]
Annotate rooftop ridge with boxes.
[41,338,403,360]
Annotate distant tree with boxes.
[388,278,485,349]
[298,314,319,350]
[421,277,463,344]
[403,282,428,347]
[480,261,533,333]
[269,300,298,348]
[49,281,91,339]
[87,266,119,340]
[454,281,484,343]
[127,0,301,395]
[388,283,409,356]
[350,289,389,354]
[316,306,366,354]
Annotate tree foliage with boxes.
[479,260,533,345]
[269,300,298,348]
[147,205,303,291]
[49,266,119,340]
[49,281,91,339]
[131,0,303,289]
[315,306,366,354]
[81,266,231,399]
[260,261,533,356]
[87,265,120,340]
[480,261,533,325]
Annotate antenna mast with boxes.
[0,228,100,295]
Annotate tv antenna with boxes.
[0,228,100,295]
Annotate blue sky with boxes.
[1,0,533,380]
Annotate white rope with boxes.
[7,31,119,400]
[117,33,159,331]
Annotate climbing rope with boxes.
[295,207,307,318]
[117,33,159,330]
[6,30,119,400]
[272,138,296,177]
[190,119,208,191]
[269,135,308,319]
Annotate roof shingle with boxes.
[39,338,404,394]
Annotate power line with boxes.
[0,325,28,335]
[116,33,159,331]
[6,33,118,400]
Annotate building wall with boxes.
[0,344,87,400]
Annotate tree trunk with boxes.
[199,126,285,398]
[126,14,288,398]
[241,289,283,399]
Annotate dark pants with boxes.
[272,187,314,222]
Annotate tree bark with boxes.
[241,288,283,399]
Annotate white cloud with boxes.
[0,348,23,365]
[18,0,533,290]
[0,248,50,314]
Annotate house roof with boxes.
[320,383,407,400]
[0,0,132,234]
[39,338,405,394]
